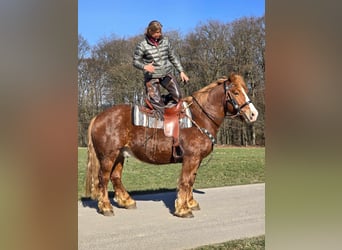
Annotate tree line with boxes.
[78,16,265,147]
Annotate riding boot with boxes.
[145,79,165,120]
[160,75,182,103]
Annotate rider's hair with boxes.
[145,20,163,37]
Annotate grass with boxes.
[78,146,265,199]
[189,235,265,250]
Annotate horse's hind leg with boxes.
[97,157,115,216]
[110,154,136,209]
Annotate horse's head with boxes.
[222,73,258,123]
[185,73,258,125]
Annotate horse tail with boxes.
[85,116,101,199]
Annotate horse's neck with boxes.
[190,90,225,136]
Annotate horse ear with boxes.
[217,76,228,84]
[228,72,237,83]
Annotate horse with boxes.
[84,72,258,218]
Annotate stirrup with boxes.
[172,143,184,160]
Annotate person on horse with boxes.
[133,20,189,120]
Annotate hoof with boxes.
[103,210,114,216]
[174,210,194,218]
[190,204,201,211]
[115,196,136,209]
[126,203,137,209]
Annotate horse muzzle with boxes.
[242,103,258,123]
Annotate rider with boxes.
[133,20,189,120]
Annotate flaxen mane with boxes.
[183,77,228,104]
[183,73,248,105]
[227,73,248,92]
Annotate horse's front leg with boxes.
[187,186,200,211]
[174,157,201,218]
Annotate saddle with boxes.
[163,101,184,159]
[133,96,192,161]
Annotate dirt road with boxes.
[78,183,265,250]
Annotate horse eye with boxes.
[233,92,239,96]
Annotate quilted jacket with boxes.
[133,36,184,79]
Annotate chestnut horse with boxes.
[85,72,258,218]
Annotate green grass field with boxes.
[189,235,265,250]
[78,146,265,199]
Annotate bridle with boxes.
[223,80,252,118]
[191,80,253,123]
[188,80,253,144]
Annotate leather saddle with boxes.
[138,95,186,161]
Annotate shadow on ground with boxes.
[80,189,205,215]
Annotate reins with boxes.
[184,102,216,144]
[183,100,217,145]
[191,95,221,128]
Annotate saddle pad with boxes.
[133,102,192,129]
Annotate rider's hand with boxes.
[180,72,189,84]
[144,63,155,73]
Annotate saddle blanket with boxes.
[132,102,192,129]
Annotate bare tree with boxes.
[181,21,233,87]
[228,17,265,145]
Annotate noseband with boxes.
[223,80,252,117]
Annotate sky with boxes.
[79,0,265,46]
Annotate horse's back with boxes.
[95,104,131,119]
[91,105,133,150]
